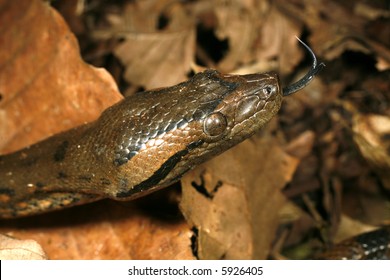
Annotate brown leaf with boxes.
[0,0,192,260]
[211,1,302,74]
[275,0,390,70]
[108,1,196,89]
[180,135,299,259]
[333,215,379,244]
[0,0,122,154]
[285,130,316,159]
[114,30,195,89]
[352,113,390,191]
[254,6,302,75]
[212,0,265,71]
[3,0,386,261]
[0,196,194,259]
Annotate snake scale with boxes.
[0,39,388,259]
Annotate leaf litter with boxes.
[0,0,389,259]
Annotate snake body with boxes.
[319,227,390,260]
[1,40,387,260]
[0,70,283,218]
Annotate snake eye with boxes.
[203,112,227,137]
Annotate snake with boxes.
[317,227,390,260]
[0,39,388,259]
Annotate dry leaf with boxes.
[284,130,316,159]
[210,0,302,74]
[106,1,196,89]
[180,135,299,259]
[114,29,195,89]
[0,0,122,154]
[212,0,267,71]
[332,215,378,243]
[0,234,47,260]
[1,0,387,260]
[0,0,192,260]
[254,6,302,75]
[275,0,390,70]
[0,196,194,259]
[352,113,390,190]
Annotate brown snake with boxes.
[0,39,388,259]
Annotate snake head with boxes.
[113,69,283,198]
[109,39,324,199]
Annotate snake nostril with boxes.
[264,85,275,95]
